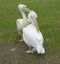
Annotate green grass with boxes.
[0,0,60,64]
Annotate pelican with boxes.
[16,4,30,41]
[23,11,45,54]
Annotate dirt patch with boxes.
[0,40,60,64]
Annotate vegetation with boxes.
[0,0,60,64]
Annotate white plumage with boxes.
[16,4,30,34]
[23,11,45,54]
[16,19,24,34]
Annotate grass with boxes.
[0,0,60,64]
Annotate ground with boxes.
[0,0,60,64]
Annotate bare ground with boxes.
[0,39,60,64]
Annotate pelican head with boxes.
[18,4,30,12]
[28,11,37,23]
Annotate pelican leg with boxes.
[19,34,24,42]
[32,48,36,52]
[26,46,34,53]
[19,38,23,42]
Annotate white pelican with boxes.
[16,4,30,41]
[23,11,45,54]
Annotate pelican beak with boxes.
[26,8,31,12]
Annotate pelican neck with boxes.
[19,9,27,21]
